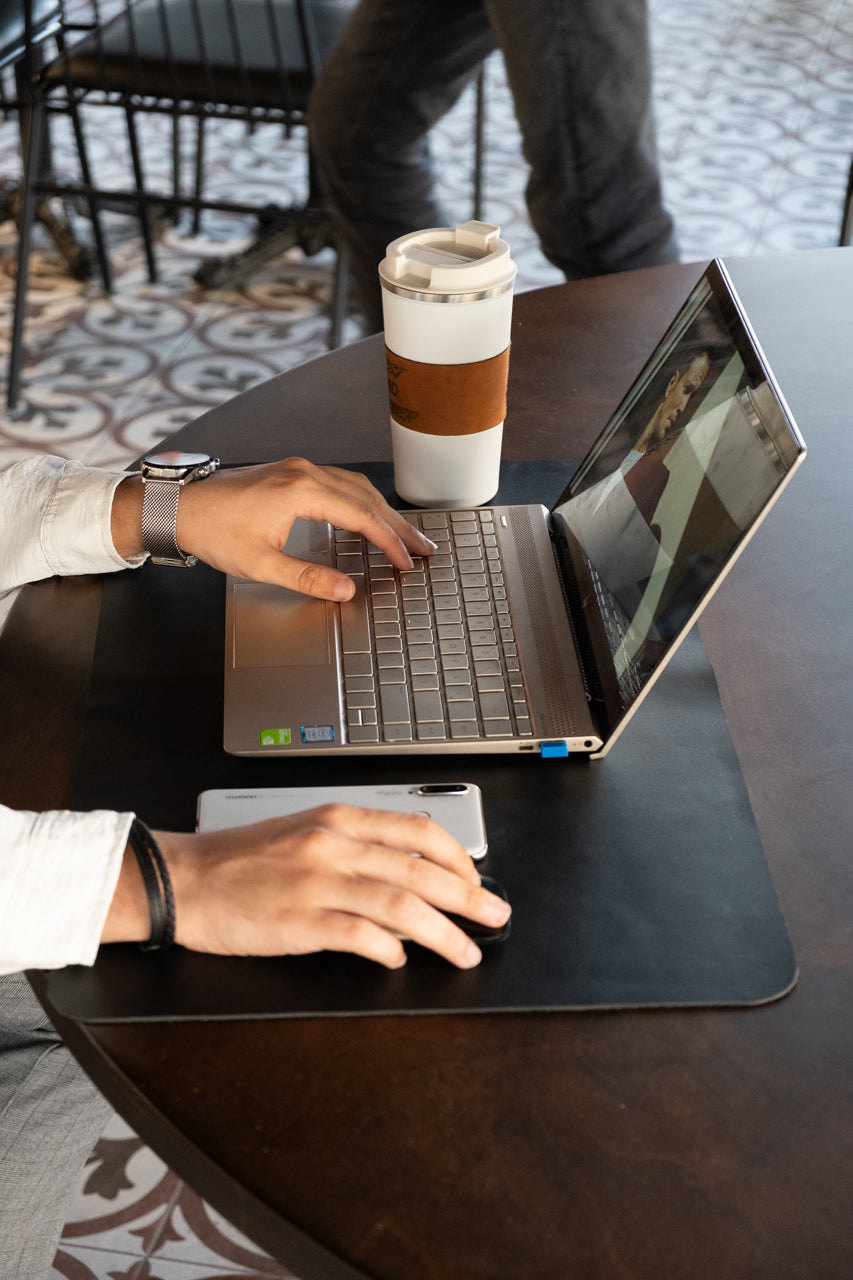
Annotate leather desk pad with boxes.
[45,462,797,1020]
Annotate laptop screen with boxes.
[551,261,805,727]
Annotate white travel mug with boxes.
[379,220,516,508]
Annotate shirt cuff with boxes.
[0,806,133,973]
[43,461,147,578]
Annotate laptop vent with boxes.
[509,507,577,735]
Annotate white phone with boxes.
[196,782,488,861]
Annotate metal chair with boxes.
[840,155,853,247]
[5,0,356,407]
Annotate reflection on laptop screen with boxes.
[552,273,802,713]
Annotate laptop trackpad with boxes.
[233,583,332,669]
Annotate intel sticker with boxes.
[301,725,335,744]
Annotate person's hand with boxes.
[112,458,436,600]
[105,805,511,969]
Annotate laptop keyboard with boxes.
[334,509,533,743]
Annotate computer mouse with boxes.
[445,874,511,944]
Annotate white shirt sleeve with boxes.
[0,804,133,973]
[0,455,146,595]
[1,456,145,971]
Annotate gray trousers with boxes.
[309,0,679,331]
[0,972,112,1279]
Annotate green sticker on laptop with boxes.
[258,728,291,747]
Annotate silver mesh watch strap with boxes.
[141,480,197,566]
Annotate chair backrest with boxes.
[41,0,355,116]
[0,0,62,72]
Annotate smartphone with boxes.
[196,782,489,861]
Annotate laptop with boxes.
[224,259,805,760]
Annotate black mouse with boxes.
[445,874,511,944]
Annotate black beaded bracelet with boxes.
[128,818,176,951]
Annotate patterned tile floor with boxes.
[0,0,851,1275]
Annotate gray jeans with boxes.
[309,0,679,331]
[0,972,112,1279]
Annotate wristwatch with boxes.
[140,450,220,566]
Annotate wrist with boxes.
[110,474,145,559]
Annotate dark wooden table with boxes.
[7,250,853,1278]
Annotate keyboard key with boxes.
[421,513,449,529]
[445,681,474,698]
[374,622,401,638]
[418,723,447,740]
[474,659,502,676]
[435,608,462,625]
[460,572,486,587]
[410,658,438,676]
[400,571,426,586]
[343,653,372,677]
[464,600,492,616]
[379,667,406,685]
[439,637,467,655]
[448,701,477,720]
[349,725,380,742]
[340,579,371,653]
[453,533,481,548]
[380,684,411,722]
[345,691,376,709]
[471,644,499,661]
[480,691,510,719]
[345,674,374,692]
[384,724,413,741]
[373,606,400,624]
[412,672,440,690]
[441,652,469,669]
[516,717,533,735]
[377,651,404,668]
[450,721,480,739]
[437,623,464,640]
[414,690,444,722]
[431,582,459,598]
[408,643,435,660]
[375,636,403,653]
[484,720,513,737]
[476,675,505,693]
[429,566,456,581]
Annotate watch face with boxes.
[145,450,211,468]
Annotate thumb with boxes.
[251,550,356,601]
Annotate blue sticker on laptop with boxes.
[301,725,336,744]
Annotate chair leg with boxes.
[67,97,113,291]
[7,100,45,408]
[124,104,159,282]
[191,115,206,236]
[840,155,853,247]
[328,238,350,350]
[472,65,485,222]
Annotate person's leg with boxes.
[484,0,679,278]
[310,0,497,331]
[0,972,113,1279]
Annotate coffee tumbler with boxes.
[379,220,516,508]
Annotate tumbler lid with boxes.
[379,221,516,302]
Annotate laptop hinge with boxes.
[548,525,606,715]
